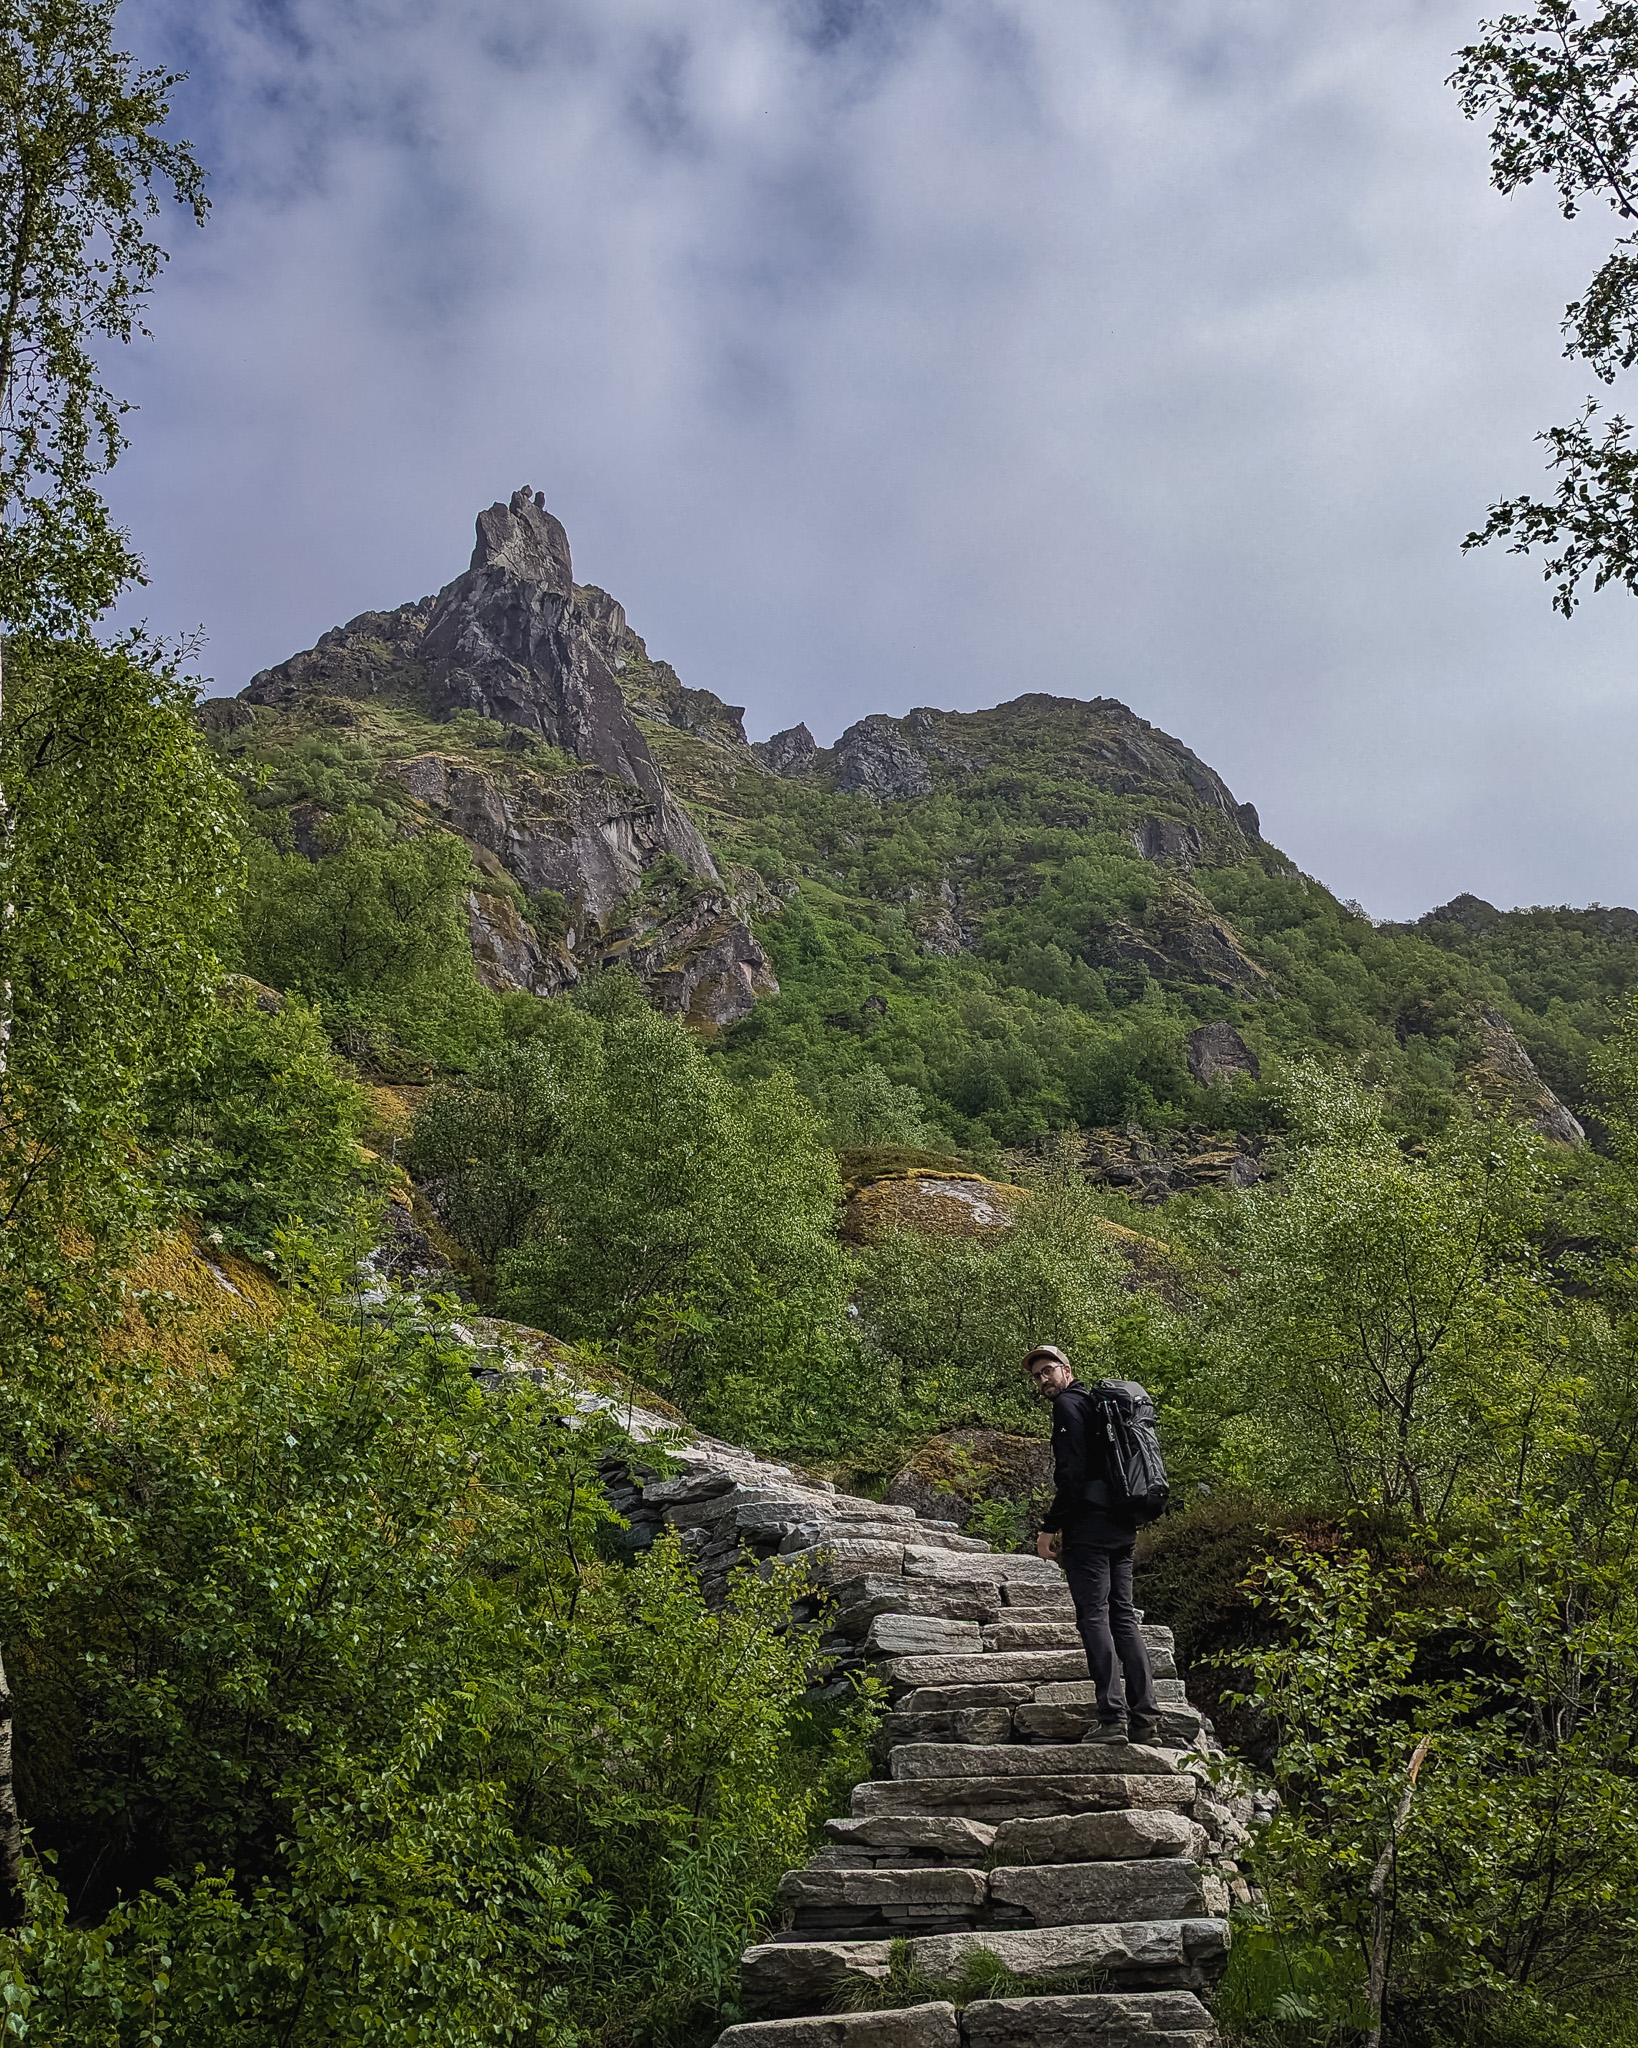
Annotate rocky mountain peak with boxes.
[468,485,574,592]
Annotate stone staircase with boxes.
[600,1431,1255,2048]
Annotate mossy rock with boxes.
[883,1427,1054,1545]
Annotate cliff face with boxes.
[233,489,775,1028]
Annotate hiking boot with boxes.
[1081,1718,1128,1745]
[1128,1713,1163,1747]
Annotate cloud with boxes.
[110,0,1638,918]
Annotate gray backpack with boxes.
[1089,1378,1170,1525]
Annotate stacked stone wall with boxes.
[599,1421,1271,2048]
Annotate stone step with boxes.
[961,1990,1216,2048]
[825,1814,997,1858]
[711,1991,1217,2048]
[987,1860,1221,1927]
[784,1523,994,1555]
[882,1651,1095,1693]
[982,1622,1083,1653]
[999,1581,1076,1609]
[779,1541,915,1584]
[982,1623,1177,1664]
[832,1579,1003,1634]
[739,1920,1232,2016]
[1035,1679,1188,1706]
[897,1684,1035,1714]
[780,1859,1219,1938]
[716,2002,959,2048]
[851,1772,1198,1823]
[989,1809,1207,1865]
[1014,1703,1203,1747]
[891,1743,1181,1782]
[902,1550,1067,1589]
[883,1707,1015,1747]
[881,1641,1173,1695]
[888,1688,1196,1750]
[866,1616,985,1658]
[780,1865,987,1933]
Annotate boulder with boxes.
[883,1430,1054,1535]
[1183,1022,1260,1089]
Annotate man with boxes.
[1025,1343,1161,1747]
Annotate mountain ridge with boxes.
[200,487,1638,1146]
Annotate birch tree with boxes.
[0,0,204,1924]
[0,0,204,634]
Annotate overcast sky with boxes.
[111,0,1638,920]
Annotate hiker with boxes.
[1025,1342,1161,1747]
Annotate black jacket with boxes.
[1040,1379,1138,1546]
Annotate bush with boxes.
[1230,1518,1638,2042]
[144,985,382,1261]
[854,1162,1184,1437]
[0,1264,877,2045]
[411,1000,857,1447]
[231,807,498,1072]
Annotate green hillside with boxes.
[199,531,1638,1157]
[624,675,1637,1150]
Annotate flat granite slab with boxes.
[850,1772,1198,1823]
[716,2003,960,2048]
[987,1859,1215,1925]
[825,1814,998,1855]
[959,1990,1214,2048]
[739,1920,1232,2016]
[890,1742,1179,1781]
[879,1642,1173,1691]
[988,1809,1206,1865]
[779,1867,988,1913]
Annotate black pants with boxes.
[1061,1539,1157,1723]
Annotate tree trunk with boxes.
[1366,1735,1431,2048]
[0,1641,23,1927]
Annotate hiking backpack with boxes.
[1088,1378,1171,1525]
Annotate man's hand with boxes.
[1036,1529,1061,1562]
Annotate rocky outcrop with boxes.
[842,1171,1026,1244]
[883,1431,1056,1533]
[1091,886,1269,998]
[1184,1023,1260,1088]
[234,490,777,1027]
[416,491,716,873]
[581,583,754,747]
[1068,1127,1264,1204]
[465,889,570,998]
[1464,1008,1585,1146]
[390,754,680,927]
[1420,893,1503,940]
[756,723,819,777]
[836,716,936,800]
[1132,819,1203,870]
[242,599,437,712]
